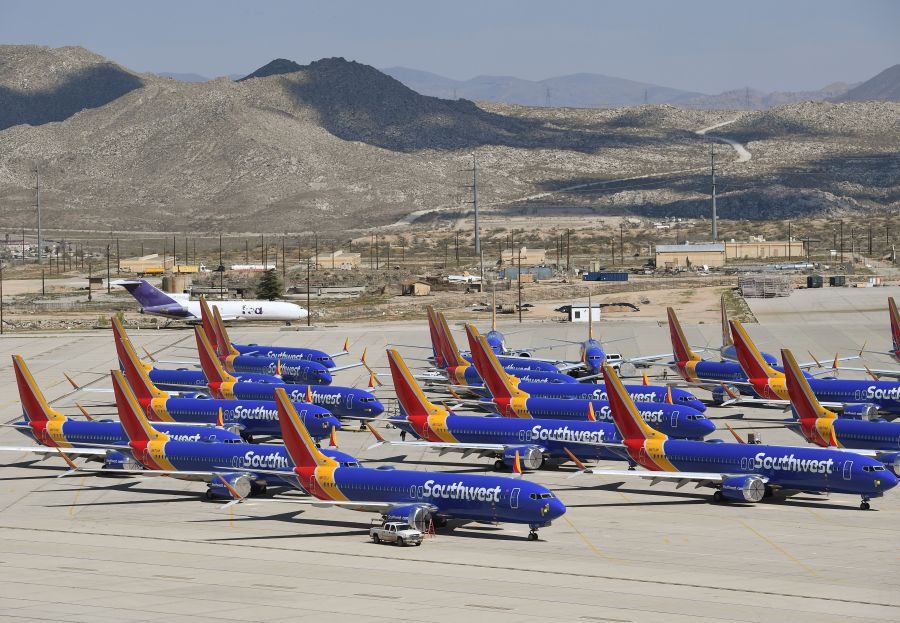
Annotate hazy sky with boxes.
[2,0,898,93]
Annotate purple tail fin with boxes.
[116,280,187,315]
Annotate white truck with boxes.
[369,522,424,546]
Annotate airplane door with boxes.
[670,412,678,428]
[346,394,354,409]
[510,487,520,509]
[843,460,853,480]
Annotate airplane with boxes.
[115,279,306,322]
[62,368,358,502]
[203,299,353,369]
[836,297,900,379]
[366,349,628,472]
[782,348,900,460]
[463,327,714,438]
[195,298,332,384]
[112,318,341,443]
[0,356,243,468]
[568,364,897,510]
[465,323,707,412]
[715,294,778,365]
[193,326,384,421]
[728,320,900,418]
[258,386,567,541]
[426,308,574,386]
[429,307,563,375]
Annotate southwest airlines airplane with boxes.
[570,364,897,510]
[116,279,305,322]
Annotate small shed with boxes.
[568,305,602,322]
[403,281,431,296]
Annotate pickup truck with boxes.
[370,522,424,546]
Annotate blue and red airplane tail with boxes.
[889,297,900,353]
[387,348,442,417]
[602,363,666,442]
[435,310,467,370]
[198,297,220,353]
[13,355,66,424]
[425,306,446,368]
[729,320,780,380]
[110,369,167,445]
[112,316,168,406]
[211,304,241,359]
[465,324,522,402]
[194,325,237,386]
[667,307,700,363]
[782,348,836,422]
[274,387,336,471]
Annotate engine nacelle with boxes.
[841,403,879,421]
[502,446,544,470]
[103,451,143,471]
[711,384,741,405]
[720,475,766,503]
[385,504,432,531]
[207,473,254,500]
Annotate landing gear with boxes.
[493,459,505,471]
[764,486,774,499]
[860,498,871,511]
[241,433,255,444]
[204,489,214,500]
[527,530,539,541]
[359,421,367,431]
[712,490,724,503]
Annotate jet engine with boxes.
[719,475,766,503]
[501,446,544,470]
[840,403,879,421]
[206,473,255,500]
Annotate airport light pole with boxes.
[306,260,312,327]
[106,245,111,294]
[35,163,42,264]
[0,261,4,335]
[710,143,717,242]
[517,245,522,323]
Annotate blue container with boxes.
[583,272,628,282]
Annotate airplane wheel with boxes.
[204,489,214,500]
[493,460,505,471]
[242,434,254,444]
[764,486,774,498]
[712,491,723,503]
[527,531,538,541]
[860,501,870,511]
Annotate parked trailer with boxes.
[582,272,629,282]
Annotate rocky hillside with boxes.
[0,46,897,234]
[834,64,900,102]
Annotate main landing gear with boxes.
[527,530,539,541]
[860,497,871,511]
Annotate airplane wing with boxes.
[0,446,111,457]
[573,468,769,487]
[830,365,900,380]
[368,439,510,456]
[283,499,439,515]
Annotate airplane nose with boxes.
[546,498,566,520]
[699,418,717,437]
[370,401,385,416]
[319,372,333,384]
[878,470,899,491]
[330,418,342,431]
[690,400,707,412]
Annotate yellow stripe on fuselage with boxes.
[46,420,73,448]
[642,439,678,471]
[314,464,349,501]
[427,412,459,442]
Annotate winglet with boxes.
[587,402,596,422]
[75,402,94,421]
[665,386,673,405]
[724,423,746,444]
[142,346,157,363]
[602,364,666,442]
[563,447,588,472]
[63,372,80,390]
[329,426,338,448]
[341,337,349,354]
[216,407,224,427]
[305,385,313,403]
[642,370,649,386]
[13,356,66,423]
[276,359,282,377]
[366,422,387,444]
[512,450,522,477]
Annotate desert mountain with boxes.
[0,47,897,234]
[834,64,900,102]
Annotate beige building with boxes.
[308,250,361,270]
[402,281,431,296]
[501,246,546,266]
[655,243,725,268]
[724,240,804,260]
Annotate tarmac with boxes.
[1,286,899,622]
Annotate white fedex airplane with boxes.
[115,280,306,322]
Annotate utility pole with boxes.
[619,224,625,265]
[306,260,311,327]
[116,238,121,274]
[710,142,718,242]
[106,245,111,294]
[0,260,4,335]
[282,236,286,282]
[218,234,224,300]
[35,163,42,264]
[517,245,522,323]
[461,155,483,283]
[839,220,844,264]
[566,229,571,275]
[787,221,792,260]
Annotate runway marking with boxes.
[564,515,610,560]
[738,519,819,578]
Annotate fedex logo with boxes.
[421,479,501,503]
[752,452,834,474]
[241,305,264,315]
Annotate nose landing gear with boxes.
[860,497,871,511]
